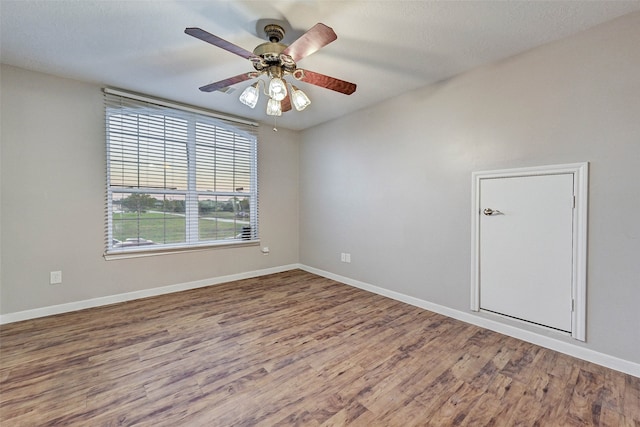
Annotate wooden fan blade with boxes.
[282,23,337,63]
[296,69,356,95]
[281,92,292,112]
[199,73,254,92]
[185,27,260,61]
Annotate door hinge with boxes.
[571,299,575,312]
[572,196,576,209]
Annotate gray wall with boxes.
[0,64,300,314]
[299,13,640,363]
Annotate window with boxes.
[104,89,259,257]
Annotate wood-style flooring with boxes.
[1,270,639,426]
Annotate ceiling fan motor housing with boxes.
[252,47,295,74]
[249,24,297,74]
[253,42,286,62]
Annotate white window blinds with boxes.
[104,89,259,256]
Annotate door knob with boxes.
[483,208,502,216]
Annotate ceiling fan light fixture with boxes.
[291,85,311,111]
[266,98,282,116]
[268,77,287,101]
[239,82,260,108]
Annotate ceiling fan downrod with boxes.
[264,24,285,43]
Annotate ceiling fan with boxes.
[185,22,356,116]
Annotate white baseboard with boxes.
[0,264,299,325]
[3,262,638,378]
[299,265,640,378]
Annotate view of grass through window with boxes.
[111,193,251,249]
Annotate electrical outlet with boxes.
[50,271,62,285]
[345,253,351,263]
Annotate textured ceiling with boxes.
[2,1,640,130]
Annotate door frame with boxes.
[471,162,588,341]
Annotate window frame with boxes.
[104,88,260,259]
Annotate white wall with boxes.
[299,13,640,363]
[0,64,300,315]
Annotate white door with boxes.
[479,173,574,332]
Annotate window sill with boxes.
[103,240,260,260]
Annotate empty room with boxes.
[1,1,639,425]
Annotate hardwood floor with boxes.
[1,269,638,426]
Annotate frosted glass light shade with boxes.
[266,98,282,116]
[268,77,287,101]
[291,87,311,111]
[239,83,259,108]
